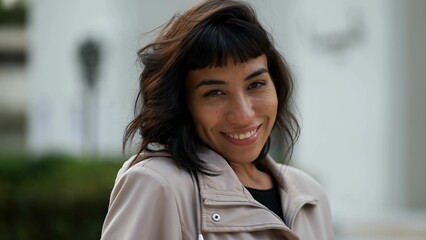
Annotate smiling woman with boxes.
[101,1,335,239]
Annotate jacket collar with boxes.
[261,154,319,227]
[196,148,318,235]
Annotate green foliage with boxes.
[0,153,122,240]
[0,1,26,26]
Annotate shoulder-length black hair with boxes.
[124,0,300,174]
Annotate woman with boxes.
[101,0,335,239]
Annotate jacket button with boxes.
[211,213,221,222]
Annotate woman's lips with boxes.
[220,125,261,146]
[225,128,257,140]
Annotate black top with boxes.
[246,185,285,222]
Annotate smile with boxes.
[225,129,257,140]
[221,124,261,142]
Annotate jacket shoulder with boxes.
[279,165,328,199]
[117,155,194,190]
[279,165,335,239]
[103,155,197,240]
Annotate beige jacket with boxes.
[101,149,335,240]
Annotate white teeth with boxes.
[226,129,257,140]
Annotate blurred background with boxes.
[0,0,425,239]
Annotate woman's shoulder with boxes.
[276,164,329,200]
[281,165,321,185]
[276,165,335,239]
[103,152,198,239]
[116,152,192,184]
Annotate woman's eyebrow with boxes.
[245,68,269,80]
[195,79,226,89]
[195,68,269,89]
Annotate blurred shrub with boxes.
[0,3,26,26]
[0,153,122,240]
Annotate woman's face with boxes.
[186,54,278,165]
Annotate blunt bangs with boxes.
[185,18,271,70]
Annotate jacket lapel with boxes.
[262,155,319,228]
[195,148,311,239]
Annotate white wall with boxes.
[286,0,403,220]
[29,0,122,154]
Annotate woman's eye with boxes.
[204,89,224,97]
[248,81,265,90]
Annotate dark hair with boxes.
[124,0,300,174]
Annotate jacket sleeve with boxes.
[101,164,182,240]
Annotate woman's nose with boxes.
[225,94,255,124]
